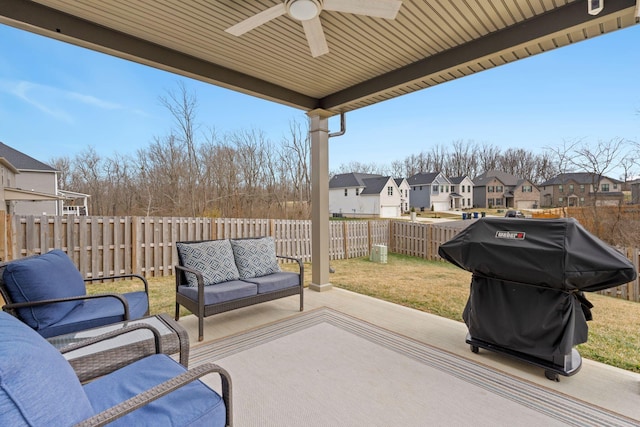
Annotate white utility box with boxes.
[370,244,388,263]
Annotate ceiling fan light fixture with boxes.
[287,0,321,21]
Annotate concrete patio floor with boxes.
[177,288,640,422]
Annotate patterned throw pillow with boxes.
[230,237,281,279]
[176,240,240,287]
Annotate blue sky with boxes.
[1,21,639,175]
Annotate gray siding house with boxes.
[407,172,451,212]
[0,142,90,215]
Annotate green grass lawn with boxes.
[96,253,640,373]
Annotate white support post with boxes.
[308,110,332,292]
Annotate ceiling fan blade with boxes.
[226,3,287,36]
[301,16,329,58]
[323,0,402,19]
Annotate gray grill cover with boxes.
[438,217,637,359]
[438,217,636,292]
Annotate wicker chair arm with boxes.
[3,293,131,319]
[276,255,304,287]
[84,274,149,295]
[74,363,233,427]
[59,323,162,356]
[174,264,206,289]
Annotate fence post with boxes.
[132,217,141,277]
[343,221,348,258]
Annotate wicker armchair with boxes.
[0,311,232,426]
[0,249,149,338]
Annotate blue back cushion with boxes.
[2,249,86,329]
[0,312,94,425]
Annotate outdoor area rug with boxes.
[190,308,636,427]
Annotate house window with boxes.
[580,197,585,204]
[522,185,532,193]
[440,185,444,193]
[488,186,494,193]
[569,184,574,193]
[451,186,456,193]
[460,186,464,193]
[432,185,438,193]
[496,185,503,193]
[495,198,503,206]
[356,188,360,196]
[613,183,618,190]
[462,199,465,206]
[467,185,471,192]
[388,186,393,196]
[344,189,348,196]
[601,184,610,192]
[559,185,563,193]
[488,198,495,206]
[580,184,585,193]
[445,185,449,192]
[468,198,471,207]
[559,197,564,203]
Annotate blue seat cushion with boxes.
[242,272,300,294]
[36,291,149,338]
[2,249,86,329]
[84,354,226,427]
[178,280,257,305]
[0,312,94,426]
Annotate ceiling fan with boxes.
[225,0,403,58]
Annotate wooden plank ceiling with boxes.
[0,0,638,115]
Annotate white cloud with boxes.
[0,78,144,121]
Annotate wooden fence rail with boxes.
[3,212,638,302]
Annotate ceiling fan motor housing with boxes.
[286,0,323,21]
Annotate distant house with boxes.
[539,173,624,207]
[394,178,411,213]
[473,170,540,209]
[407,172,451,212]
[449,176,474,210]
[0,141,89,215]
[329,172,406,218]
[630,179,640,205]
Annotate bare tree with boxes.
[48,156,72,190]
[476,142,501,176]
[159,82,202,217]
[446,140,478,178]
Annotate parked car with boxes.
[504,210,525,218]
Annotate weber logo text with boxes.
[495,231,525,240]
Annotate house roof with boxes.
[1,1,636,115]
[407,172,440,186]
[360,177,392,195]
[0,141,56,172]
[539,172,622,186]
[449,176,471,185]
[329,172,382,189]
[473,170,520,187]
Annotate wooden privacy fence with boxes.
[4,212,639,302]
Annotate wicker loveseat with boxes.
[175,237,303,341]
